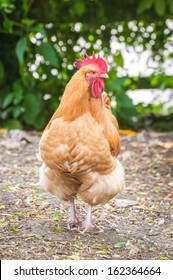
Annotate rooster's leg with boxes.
[82,204,95,231]
[68,199,79,225]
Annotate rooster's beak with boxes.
[101,73,109,78]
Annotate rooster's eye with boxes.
[86,71,96,76]
[85,71,97,77]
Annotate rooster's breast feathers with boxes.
[39,110,117,176]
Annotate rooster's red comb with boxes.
[74,52,108,73]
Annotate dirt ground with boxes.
[0,129,173,260]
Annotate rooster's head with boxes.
[74,52,108,98]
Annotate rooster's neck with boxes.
[45,73,105,128]
[89,96,105,124]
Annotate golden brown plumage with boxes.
[39,53,124,231]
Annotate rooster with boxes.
[39,53,125,231]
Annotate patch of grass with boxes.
[53,226,63,232]
[11,213,25,218]
[8,226,20,231]
[5,187,11,192]
[154,186,161,193]
[113,242,126,248]
[149,245,156,251]
[92,243,103,249]
[32,188,44,200]
[54,211,63,221]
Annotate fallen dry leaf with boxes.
[164,193,173,199]
[0,128,7,133]
[67,254,80,260]
[163,158,173,163]
[119,129,137,136]
[115,199,138,208]
[157,141,173,149]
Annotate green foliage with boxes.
[15,37,27,65]
[137,0,166,16]
[0,0,172,130]
[0,0,15,10]
[107,76,138,128]
[0,61,5,84]
[35,42,59,68]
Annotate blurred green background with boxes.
[0,0,173,131]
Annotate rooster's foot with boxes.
[68,217,79,228]
[81,223,96,232]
